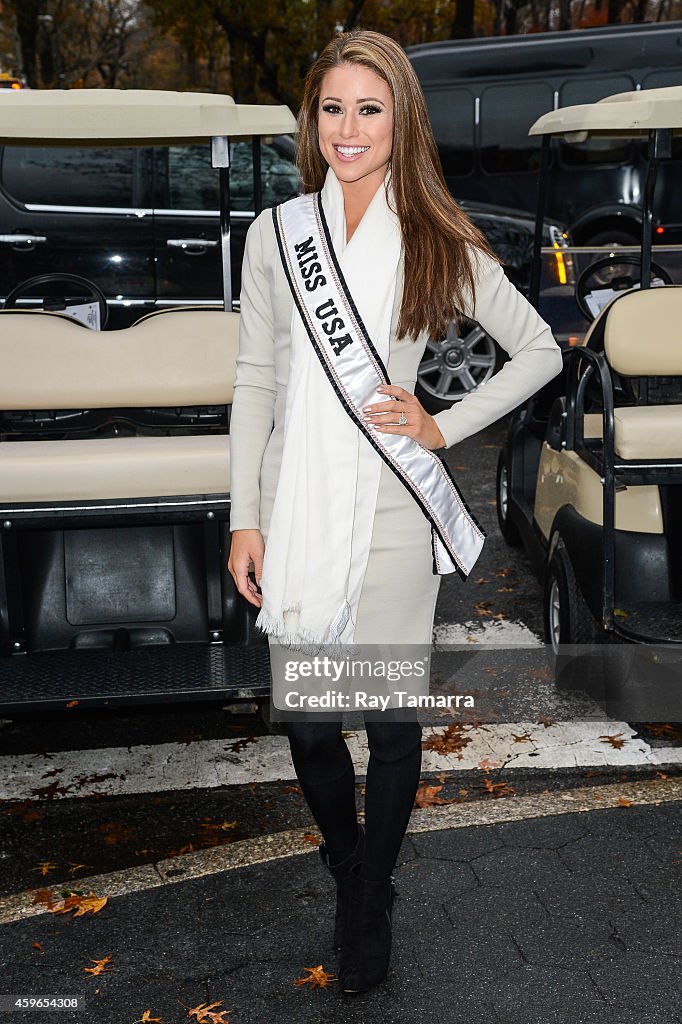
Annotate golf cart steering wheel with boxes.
[575,254,672,323]
[3,273,109,329]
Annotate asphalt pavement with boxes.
[1,778,680,1024]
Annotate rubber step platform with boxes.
[0,642,271,713]
[613,601,682,643]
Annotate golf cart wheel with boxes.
[495,449,522,547]
[544,540,599,649]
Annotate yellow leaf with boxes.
[50,891,107,917]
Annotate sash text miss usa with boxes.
[295,235,353,356]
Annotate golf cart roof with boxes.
[0,88,298,146]
[528,84,682,141]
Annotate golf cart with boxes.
[496,84,682,651]
[0,89,296,713]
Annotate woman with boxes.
[227,29,563,995]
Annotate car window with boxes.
[1,146,135,206]
[558,76,635,167]
[424,88,474,176]
[480,82,553,175]
[641,70,682,158]
[167,140,299,211]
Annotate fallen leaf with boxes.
[84,955,112,975]
[32,889,58,909]
[31,780,73,800]
[293,964,337,988]
[535,715,556,728]
[199,820,238,834]
[482,778,515,797]
[32,942,44,952]
[599,733,626,749]
[422,723,472,756]
[133,1012,163,1023]
[50,891,107,917]
[68,863,90,876]
[224,736,257,754]
[646,722,682,742]
[512,732,533,743]
[187,1000,228,1022]
[414,782,456,807]
[33,861,58,877]
[616,796,633,807]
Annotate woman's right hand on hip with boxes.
[228,529,265,608]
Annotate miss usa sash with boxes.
[272,191,486,580]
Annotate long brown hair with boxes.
[295,29,501,342]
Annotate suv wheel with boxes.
[416,318,502,413]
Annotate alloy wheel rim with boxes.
[418,319,496,403]
[548,578,561,655]
[499,463,508,520]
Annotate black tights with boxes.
[285,715,422,881]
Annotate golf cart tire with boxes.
[544,539,612,699]
[495,448,522,547]
[544,540,599,647]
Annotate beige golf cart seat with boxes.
[0,308,238,503]
[579,286,682,460]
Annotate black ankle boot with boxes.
[318,822,365,951]
[339,862,397,994]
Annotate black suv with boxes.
[0,134,571,409]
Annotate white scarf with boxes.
[255,164,402,654]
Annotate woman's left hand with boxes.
[362,384,446,450]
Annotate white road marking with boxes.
[433,619,543,646]
[2,776,681,926]
[0,721,679,803]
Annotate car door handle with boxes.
[166,238,218,253]
[0,234,48,246]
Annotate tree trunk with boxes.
[558,0,572,31]
[452,0,475,39]
[12,0,41,86]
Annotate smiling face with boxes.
[317,62,394,191]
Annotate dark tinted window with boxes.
[2,146,135,206]
[168,140,299,211]
[480,82,553,174]
[424,88,474,176]
[559,76,635,167]
[641,70,682,158]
